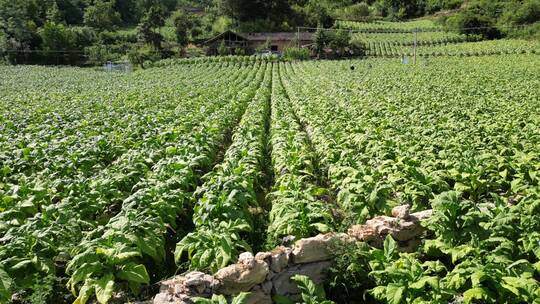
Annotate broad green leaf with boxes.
[73,280,95,304]
[0,267,12,301]
[231,292,251,304]
[471,270,486,287]
[384,235,397,261]
[95,274,115,304]
[463,287,490,304]
[116,263,149,284]
[11,259,33,270]
[385,283,405,304]
[409,276,438,290]
[114,250,141,262]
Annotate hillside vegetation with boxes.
[0,0,539,65]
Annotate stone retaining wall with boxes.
[154,205,432,304]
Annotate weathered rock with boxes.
[272,261,332,296]
[348,224,377,241]
[270,246,291,272]
[246,290,272,304]
[255,251,271,263]
[261,280,273,295]
[160,279,176,293]
[184,272,215,294]
[281,235,296,246]
[184,272,207,286]
[239,252,256,268]
[152,213,435,303]
[292,234,341,264]
[392,205,411,219]
[410,209,433,221]
[266,271,276,281]
[153,293,186,304]
[392,221,424,242]
[215,258,269,295]
[174,285,184,295]
[153,293,171,304]
[347,208,433,248]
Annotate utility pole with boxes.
[297,27,300,48]
[413,28,417,65]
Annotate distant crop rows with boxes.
[336,19,442,32]
[275,54,540,303]
[1,53,540,303]
[365,39,540,57]
[338,20,540,58]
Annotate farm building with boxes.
[204,31,314,55]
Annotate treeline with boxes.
[334,0,540,39]
[442,0,540,39]
[0,0,193,65]
[1,0,539,66]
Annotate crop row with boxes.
[265,64,335,246]
[64,62,269,303]
[353,31,472,45]
[151,54,284,68]
[278,55,540,302]
[175,63,273,273]
[2,53,540,304]
[363,39,539,57]
[0,63,244,229]
[0,62,266,303]
[336,19,443,33]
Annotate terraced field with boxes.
[1,52,540,304]
[338,20,539,57]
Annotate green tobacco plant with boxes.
[175,220,252,272]
[368,236,451,304]
[66,243,150,304]
[423,191,488,245]
[274,275,335,304]
[178,63,272,272]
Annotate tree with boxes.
[46,1,63,24]
[300,0,333,27]
[144,4,166,29]
[136,5,165,49]
[172,9,196,47]
[446,11,500,39]
[38,21,81,64]
[55,0,86,24]
[349,2,370,18]
[114,0,139,24]
[314,26,326,58]
[330,29,350,54]
[83,0,121,31]
[39,21,75,51]
[0,0,35,62]
[218,0,265,21]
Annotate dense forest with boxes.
[0,0,539,65]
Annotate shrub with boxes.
[446,11,501,39]
[283,47,310,60]
[85,44,126,65]
[127,44,162,68]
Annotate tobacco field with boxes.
[1,53,540,304]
